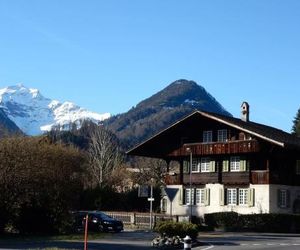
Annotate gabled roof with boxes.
[127,110,300,158]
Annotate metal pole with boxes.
[189,150,193,223]
[150,182,153,229]
[84,214,89,250]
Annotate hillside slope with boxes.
[106,79,231,149]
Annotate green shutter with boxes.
[205,188,210,206]
[179,186,184,205]
[240,160,246,172]
[277,189,281,207]
[210,160,216,172]
[183,161,189,173]
[219,188,225,206]
[247,188,255,207]
[223,160,229,172]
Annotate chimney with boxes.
[241,102,249,122]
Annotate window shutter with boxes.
[240,160,246,171]
[223,160,229,172]
[219,188,225,206]
[179,187,185,205]
[287,190,291,208]
[247,188,255,207]
[277,189,281,207]
[205,188,210,206]
[183,161,189,173]
[193,188,197,205]
[210,160,216,172]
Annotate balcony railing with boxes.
[251,170,270,184]
[168,140,259,157]
[163,169,272,185]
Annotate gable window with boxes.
[230,156,240,172]
[239,189,249,206]
[296,160,300,175]
[201,158,211,172]
[203,130,213,143]
[217,129,227,142]
[227,188,237,205]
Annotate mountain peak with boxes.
[0,84,110,135]
[106,79,231,148]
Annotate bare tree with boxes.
[87,125,124,187]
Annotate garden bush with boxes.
[154,221,198,239]
[204,212,300,233]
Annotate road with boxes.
[197,232,300,250]
[0,230,300,249]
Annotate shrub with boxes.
[154,221,198,239]
[204,212,300,233]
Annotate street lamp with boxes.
[186,147,193,223]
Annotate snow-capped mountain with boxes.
[0,84,110,135]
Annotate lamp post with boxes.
[186,147,193,223]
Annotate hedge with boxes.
[204,212,300,233]
[154,221,198,239]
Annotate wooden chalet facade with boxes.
[127,102,300,217]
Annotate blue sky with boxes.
[0,0,299,132]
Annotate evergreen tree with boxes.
[292,108,300,136]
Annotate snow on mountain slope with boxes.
[0,84,110,135]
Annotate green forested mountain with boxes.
[105,79,232,149]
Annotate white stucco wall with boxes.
[269,184,300,214]
[163,184,300,217]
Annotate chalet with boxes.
[127,102,300,218]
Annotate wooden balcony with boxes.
[163,173,181,185]
[222,172,250,184]
[169,140,259,157]
[183,173,219,184]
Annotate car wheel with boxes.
[98,224,104,232]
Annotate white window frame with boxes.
[227,188,237,205]
[217,129,227,142]
[239,188,248,206]
[203,130,213,143]
[185,188,194,205]
[191,158,200,173]
[200,158,210,172]
[196,188,205,205]
[230,156,240,172]
[279,189,287,208]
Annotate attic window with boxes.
[218,129,227,142]
[203,130,212,143]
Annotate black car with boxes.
[73,211,124,233]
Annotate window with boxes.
[278,189,290,208]
[196,188,205,205]
[203,130,213,143]
[297,160,300,175]
[230,156,240,172]
[227,188,237,205]
[185,188,194,205]
[201,158,210,172]
[218,129,227,142]
[191,158,200,172]
[239,189,249,206]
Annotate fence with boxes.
[104,211,189,228]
